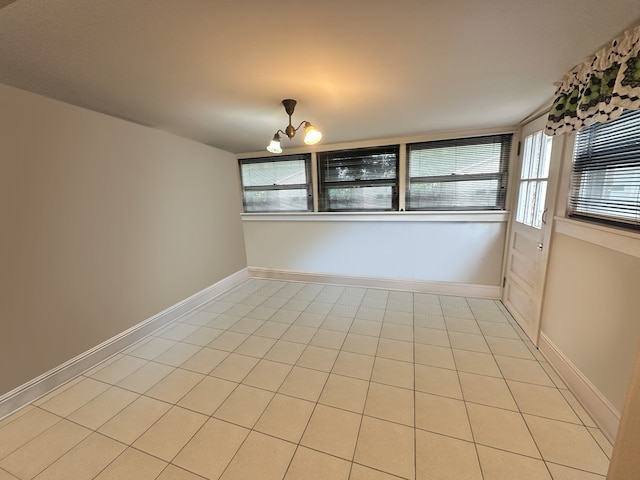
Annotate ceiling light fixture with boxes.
[267,99,322,153]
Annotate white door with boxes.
[503,115,563,344]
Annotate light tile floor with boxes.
[0,279,613,479]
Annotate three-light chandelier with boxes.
[267,99,322,153]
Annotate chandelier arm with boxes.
[293,120,307,133]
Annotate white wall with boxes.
[0,83,247,396]
[243,213,507,290]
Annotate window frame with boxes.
[317,145,400,212]
[569,108,640,232]
[238,154,313,213]
[405,134,513,211]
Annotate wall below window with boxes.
[540,231,640,415]
[0,84,247,397]
[242,213,507,293]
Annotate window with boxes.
[238,154,312,212]
[570,109,640,231]
[406,134,512,210]
[516,130,552,228]
[317,146,399,211]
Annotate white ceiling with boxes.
[0,1,639,154]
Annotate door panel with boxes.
[503,115,563,344]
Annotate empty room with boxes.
[1,1,640,479]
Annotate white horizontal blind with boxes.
[239,154,312,212]
[317,146,399,211]
[571,109,640,230]
[406,134,512,210]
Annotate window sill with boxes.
[241,211,510,223]
[554,216,640,260]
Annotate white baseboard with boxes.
[539,332,620,443]
[0,268,249,421]
[247,267,501,299]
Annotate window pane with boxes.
[406,134,512,211]
[241,159,307,186]
[570,109,640,230]
[243,189,309,212]
[321,152,397,182]
[408,179,500,210]
[326,186,394,211]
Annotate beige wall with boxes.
[540,233,640,412]
[0,84,247,395]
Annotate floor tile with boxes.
[145,368,204,404]
[365,382,414,427]
[414,364,462,399]
[0,419,91,479]
[296,345,339,372]
[442,305,474,319]
[354,416,414,479]
[414,302,443,315]
[508,380,581,423]
[242,359,292,391]
[380,323,413,342]
[383,310,413,325]
[93,447,167,480]
[560,390,597,427]
[295,312,327,328]
[278,366,329,401]
[220,431,295,480]
[208,314,244,330]
[209,353,260,382]
[234,335,277,357]
[351,319,383,337]
[246,306,278,320]
[129,337,177,360]
[349,464,403,480]
[414,313,446,330]
[524,414,609,475]
[89,355,148,384]
[319,374,370,413]
[466,403,540,458]
[228,317,265,335]
[453,349,502,377]
[414,327,450,347]
[333,351,376,380]
[116,360,174,393]
[485,336,535,359]
[154,342,202,367]
[415,430,482,480]
[213,384,274,428]
[98,396,171,445]
[477,321,520,339]
[588,426,613,458]
[208,331,250,351]
[34,432,126,480]
[342,333,379,355]
[173,418,248,479]
[181,310,219,326]
[254,394,315,443]
[182,326,224,346]
[545,463,606,479]
[494,355,554,386]
[415,391,472,441]
[376,338,413,362]
[67,386,138,430]
[445,317,481,334]
[305,301,334,315]
[179,347,229,375]
[300,404,361,460]
[284,446,351,480]
[310,329,347,349]
[459,372,517,410]
[320,315,353,332]
[39,377,110,417]
[133,406,207,462]
[264,340,307,364]
[356,307,385,322]
[178,376,237,415]
[330,304,359,318]
[414,344,455,369]
[0,408,61,459]
[448,331,490,353]
[158,323,201,342]
[281,325,318,344]
[477,445,551,480]
[253,321,289,339]
[371,358,414,389]
[270,309,301,324]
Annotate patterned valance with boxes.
[545,24,640,135]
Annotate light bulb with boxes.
[266,134,282,153]
[303,123,322,145]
